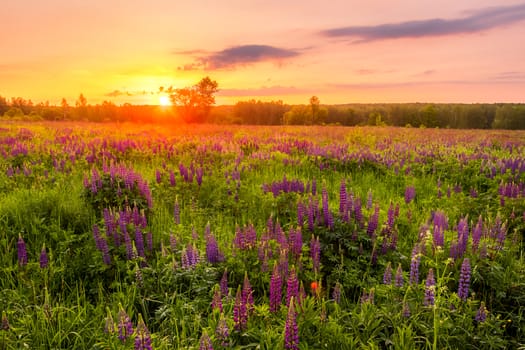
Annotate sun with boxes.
[159,95,171,106]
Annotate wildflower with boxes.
[242,273,254,314]
[206,233,223,264]
[40,244,49,268]
[270,263,282,313]
[220,270,229,297]
[322,187,333,229]
[284,298,299,350]
[423,268,435,307]
[17,234,28,266]
[135,227,145,258]
[366,204,380,238]
[297,201,305,227]
[286,266,299,307]
[233,288,247,331]
[458,258,471,301]
[332,282,341,304]
[404,185,415,204]
[310,235,321,275]
[395,264,404,287]
[409,247,420,285]
[402,302,411,318]
[117,305,133,342]
[339,179,348,220]
[475,302,487,323]
[383,262,392,285]
[215,314,230,347]
[211,287,223,313]
[199,330,213,350]
[134,314,152,350]
[1,311,9,331]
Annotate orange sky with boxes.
[1,0,525,106]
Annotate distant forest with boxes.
[1,94,525,129]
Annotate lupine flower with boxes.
[134,314,152,350]
[289,227,302,259]
[322,187,333,229]
[284,297,299,350]
[339,179,348,221]
[99,236,111,265]
[423,268,435,307]
[117,305,133,342]
[395,264,404,287]
[366,204,380,238]
[404,185,416,204]
[215,314,230,347]
[173,200,180,225]
[360,288,375,304]
[409,247,420,285]
[242,273,254,314]
[286,266,299,307]
[233,288,247,331]
[332,282,341,304]
[402,302,411,318]
[270,263,282,313]
[310,235,321,275]
[220,269,229,297]
[124,231,134,260]
[1,311,9,331]
[40,245,49,269]
[297,201,305,227]
[383,262,392,285]
[458,258,471,301]
[354,198,363,227]
[211,287,223,313]
[199,331,213,350]
[17,234,28,266]
[169,232,177,251]
[475,302,487,322]
[387,202,395,228]
[206,234,223,263]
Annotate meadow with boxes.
[0,122,524,349]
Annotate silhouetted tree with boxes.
[167,77,218,123]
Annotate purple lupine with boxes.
[387,202,395,228]
[423,268,435,307]
[395,264,404,287]
[39,245,49,269]
[199,331,213,350]
[242,273,254,314]
[383,262,392,285]
[433,225,444,249]
[402,302,411,318]
[220,270,229,297]
[475,302,487,322]
[233,287,247,331]
[124,231,134,260]
[310,235,321,275]
[360,288,375,304]
[215,314,230,347]
[286,266,299,307]
[339,179,348,221]
[284,298,299,350]
[206,234,223,263]
[404,185,416,204]
[211,287,223,313]
[289,227,303,259]
[135,227,145,258]
[409,248,421,285]
[366,204,380,238]
[17,235,28,266]
[332,282,341,304]
[270,263,282,313]
[117,305,133,342]
[354,197,363,227]
[297,201,305,227]
[134,315,152,350]
[99,236,111,265]
[456,216,469,258]
[307,197,315,231]
[458,258,471,301]
[169,169,176,186]
[173,200,180,225]
[472,215,483,251]
[169,232,177,251]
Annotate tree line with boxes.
[2,78,524,129]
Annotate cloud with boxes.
[321,3,525,42]
[178,44,301,70]
[105,90,137,97]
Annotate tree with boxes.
[309,96,320,124]
[167,77,218,123]
[75,93,88,120]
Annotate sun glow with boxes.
[159,95,171,106]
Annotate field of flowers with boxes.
[1,122,524,349]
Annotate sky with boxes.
[1,0,525,105]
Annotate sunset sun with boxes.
[159,95,171,106]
